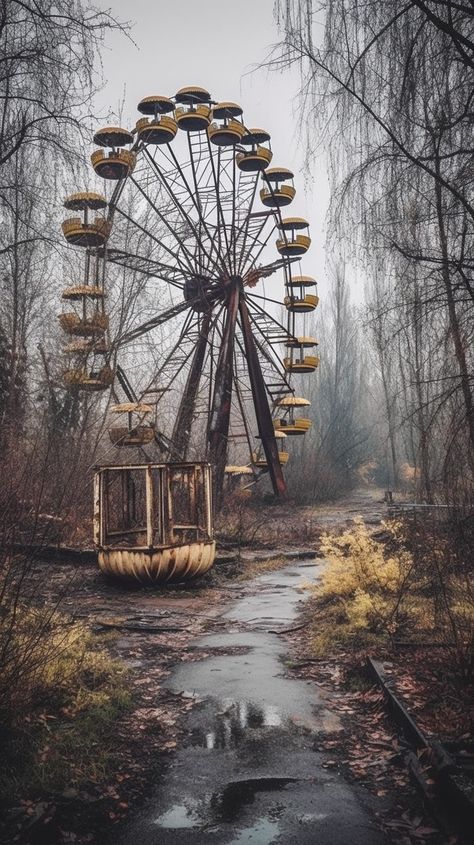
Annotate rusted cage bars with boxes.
[93,462,215,582]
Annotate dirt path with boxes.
[110,557,388,845]
[10,487,406,844]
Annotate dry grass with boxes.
[0,610,131,801]
[306,519,474,678]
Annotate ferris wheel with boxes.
[59,85,320,507]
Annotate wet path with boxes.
[116,561,387,844]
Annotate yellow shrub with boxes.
[311,519,423,648]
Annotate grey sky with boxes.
[94,0,329,296]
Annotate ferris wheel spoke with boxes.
[127,174,200,272]
[142,147,223,279]
[112,201,193,277]
[208,280,241,505]
[187,133,225,275]
[232,171,260,263]
[204,135,232,274]
[113,295,203,348]
[238,213,277,277]
[104,248,185,288]
[244,300,294,406]
[232,336,258,462]
[164,142,229,276]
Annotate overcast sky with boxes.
[94,0,330,297]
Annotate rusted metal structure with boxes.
[59,86,320,581]
[94,462,214,582]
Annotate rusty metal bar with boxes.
[208,278,241,508]
[238,295,287,498]
[145,465,153,547]
[171,310,212,458]
[93,472,101,546]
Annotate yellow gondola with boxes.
[276,217,311,256]
[91,148,136,180]
[260,167,296,208]
[63,364,113,391]
[284,275,319,313]
[208,102,245,146]
[91,126,135,180]
[136,115,177,145]
[61,216,111,247]
[109,403,155,447]
[273,397,312,436]
[94,462,215,583]
[236,129,272,172]
[252,430,289,468]
[174,86,212,132]
[136,96,177,143]
[284,336,319,373]
[58,312,108,336]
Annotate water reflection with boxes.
[154,800,200,829]
[210,778,297,824]
[189,700,282,750]
[227,817,280,845]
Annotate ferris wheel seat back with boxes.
[109,426,155,447]
[276,233,311,256]
[58,311,108,336]
[61,216,111,247]
[283,355,320,373]
[253,450,290,468]
[273,418,312,435]
[63,365,113,391]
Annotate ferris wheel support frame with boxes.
[171,308,213,459]
[208,278,241,506]
[239,295,287,499]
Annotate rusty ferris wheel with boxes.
[59,85,320,581]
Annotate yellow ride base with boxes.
[98,540,216,583]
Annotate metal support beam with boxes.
[239,295,287,498]
[172,310,212,459]
[208,278,241,508]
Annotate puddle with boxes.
[167,629,333,731]
[113,559,385,845]
[189,701,282,749]
[227,817,280,844]
[154,801,201,829]
[210,777,300,824]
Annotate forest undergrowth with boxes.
[298,515,474,742]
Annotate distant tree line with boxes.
[272,0,474,503]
